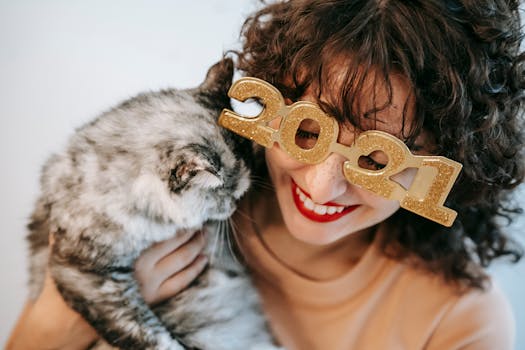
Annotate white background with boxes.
[1,1,524,348]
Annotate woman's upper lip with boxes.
[293,180,352,207]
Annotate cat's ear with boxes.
[198,57,234,102]
[169,159,222,194]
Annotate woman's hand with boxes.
[6,270,99,350]
[135,229,208,305]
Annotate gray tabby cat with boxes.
[26,59,279,350]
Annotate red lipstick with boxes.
[291,181,359,223]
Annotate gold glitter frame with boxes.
[219,77,462,227]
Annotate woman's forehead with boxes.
[292,61,435,152]
[303,66,416,137]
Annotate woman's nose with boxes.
[303,153,349,204]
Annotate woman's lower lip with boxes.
[291,181,359,223]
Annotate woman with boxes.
[7,0,524,349]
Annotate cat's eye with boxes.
[192,170,223,189]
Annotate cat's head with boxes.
[165,58,252,227]
[122,58,252,229]
[167,140,251,224]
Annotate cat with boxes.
[26,58,279,350]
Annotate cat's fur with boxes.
[26,59,278,350]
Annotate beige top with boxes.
[238,227,515,350]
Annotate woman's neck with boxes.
[246,187,375,281]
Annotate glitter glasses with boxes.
[219,77,462,226]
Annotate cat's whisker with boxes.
[250,178,275,192]
[225,219,237,263]
[235,207,257,224]
[209,221,221,265]
[217,220,226,261]
[227,216,245,266]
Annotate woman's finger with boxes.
[136,229,197,270]
[154,231,206,281]
[154,255,208,304]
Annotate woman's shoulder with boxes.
[424,279,515,350]
[392,257,515,350]
[371,243,515,349]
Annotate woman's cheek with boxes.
[354,185,401,215]
[265,145,305,173]
[391,167,418,191]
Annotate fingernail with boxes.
[199,254,208,265]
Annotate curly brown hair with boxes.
[234,0,525,289]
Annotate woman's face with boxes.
[265,73,426,246]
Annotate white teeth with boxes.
[304,198,315,210]
[295,185,347,215]
[314,204,327,215]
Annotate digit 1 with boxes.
[401,157,462,227]
[218,77,284,148]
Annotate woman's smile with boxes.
[291,180,360,223]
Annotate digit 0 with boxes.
[279,101,339,164]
